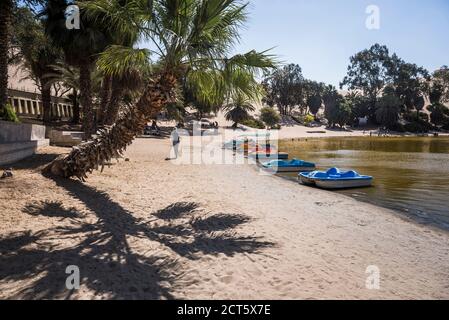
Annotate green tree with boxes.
[44,63,81,123]
[88,0,145,126]
[307,95,322,116]
[345,92,370,124]
[99,58,147,126]
[225,92,256,128]
[43,0,113,138]
[164,102,185,123]
[376,94,401,128]
[414,94,425,119]
[262,64,304,116]
[388,55,429,113]
[11,6,63,123]
[323,85,339,124]
[259,106,280,128]
[429,66,449,104]
[182,78,219,120]
[304,80,324,118]
[340,44,392,120]
[327,97,351,128]
[429,104,449,126]
[0,0,14,117]
[427,67,449,129]
[45,0,275,179]
[0,0,42,118]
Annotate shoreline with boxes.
[271,167,449,236]
[268,131,449,234]
[247,124,448,140]
[1,138,448,299]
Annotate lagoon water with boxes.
[280,137,449,230]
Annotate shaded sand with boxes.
[1,138,449,300]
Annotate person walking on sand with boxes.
[167,127,181,160]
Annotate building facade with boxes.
[7,64,74,121]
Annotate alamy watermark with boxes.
[365,265,381,290]
[65,5,80,30]
[366,5,380,30]
[65,265,80,290]
[167,123,279,172]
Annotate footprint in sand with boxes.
[219,275,233,284]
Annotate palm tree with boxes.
[224,92,256,128]
[102,68,146,125]
[97,74,112,124]
[0,0,44,117]
[12,6,63,124]
[43,0,112,138]
[0,0,14,116]
[95,0,143,125]
[44,63,81,123]
[44,0,275,180]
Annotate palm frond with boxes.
[43,63,80,90]
[224,49,278,74]
[79,0,151,45]
[96,45,151,77]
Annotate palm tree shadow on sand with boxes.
[0,178,274,299]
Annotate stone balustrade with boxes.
[6,89,74,120]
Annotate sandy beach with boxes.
[1,131,449,300]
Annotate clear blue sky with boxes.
[234,0,449,87]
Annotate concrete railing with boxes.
[7,89,74,120]
[47,129,83,147]
[0,120,46,143]
[0,120,49,166]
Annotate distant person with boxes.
[151,120,159,131]
[167,127,181,160]
[150,120,161,136]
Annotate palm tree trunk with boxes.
[41,83,52,124]
[79,63,94,139]
[0,0,13,113]
[103,78,124,126]
[71,89,80,124]
[44,72,177,180]
[97,74,112,125]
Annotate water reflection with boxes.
[280,137,449,231]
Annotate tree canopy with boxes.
[262,64,304,116]
[340,44,392,107]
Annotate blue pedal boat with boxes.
[262,159,316,173]
[298,168,373,189]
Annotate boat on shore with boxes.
[262,159,316,173]
[299,168,373,189]
[223,139,255,150]
[250,152,289,160]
